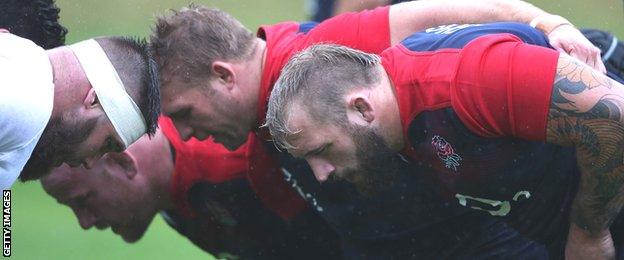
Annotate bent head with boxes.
[20,36,160,181]
[265,44,401,196]
[41,131,173,243]
[150,4,258,150]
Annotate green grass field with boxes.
[10,0,623,259]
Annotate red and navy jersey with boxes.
[252,8,472,244]
[159,117,341,259]
[251,10,531,257]
[252,22,581,258]
[383,23,579,247]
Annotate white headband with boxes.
[69,39,147,148]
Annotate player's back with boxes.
[389,22,584,255]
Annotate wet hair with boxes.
[0,0,68,49]
[265,44,381,149]
[150,4,255,85]
[96,36,161,137]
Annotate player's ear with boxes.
[83,88,99,109]
[347,94,375,125]
[211,61,236,89]
[104,151,138,179]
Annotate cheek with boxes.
[334,139,359,167]
[186,98,215,124]
[109,183,143,211]
[80,132,107,155]
[212,95,240,122]
[77,117,113,154]
[93,194,127,220]
[72,140,94,157]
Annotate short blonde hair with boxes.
[150,4,255,84]
[264,44,381,150]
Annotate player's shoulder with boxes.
[400,22,548,52]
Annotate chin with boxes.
[120,232,143,243]
[223,137,247,151]
[115,225,147,243]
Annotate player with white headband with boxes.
[0,31,160,189]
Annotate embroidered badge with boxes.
[431,135,462,171]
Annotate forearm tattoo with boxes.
[546,54,624,234]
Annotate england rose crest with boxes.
[431,135,462,171]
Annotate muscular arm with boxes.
[333,0,390,16]
[388,0,605,73]
[546,54,624,257]
[389,0,550,45]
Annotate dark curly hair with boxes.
[0,0,68,49]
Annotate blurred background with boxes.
[11,0,623,259]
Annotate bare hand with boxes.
[565,224,615,260]
[548,24,607,74]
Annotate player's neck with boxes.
[142,131,175,211]
[242,38,267,131]
[377,67,405,152]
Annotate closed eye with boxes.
[315,144,329,155]
[306,143,330,158]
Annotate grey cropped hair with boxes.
[264,44,381,150]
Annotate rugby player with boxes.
[0,32,159,188]
[43,120,555,259]
[265,24,624,259]
[150,2,607,258]
[151,2,603,151]
[42,117,341,259]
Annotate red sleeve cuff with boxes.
[451,34,559,141]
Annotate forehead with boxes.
[160,77,201,106]
[285,108,332,151]
[286,101,327,136]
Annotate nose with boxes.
[307,158,335,183]
[74,208,97,230]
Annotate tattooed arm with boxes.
[546,54,624,259]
